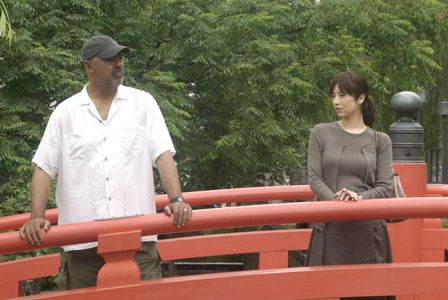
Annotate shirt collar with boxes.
[77,84,128,106]
[114,84,128,101]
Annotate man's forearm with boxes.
[30,166,51,219]
[155,151,182,200]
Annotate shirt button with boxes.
[104,157,108,161]
[108,196,112,201]
[106,177,109,181]
[103,137,107,142]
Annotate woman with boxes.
[306,71,395,300]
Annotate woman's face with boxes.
[331,84,363,119]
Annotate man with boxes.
[19,35,192,289]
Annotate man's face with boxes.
[85,53,125,88]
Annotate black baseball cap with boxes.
[81,35,130,61]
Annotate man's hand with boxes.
[164,202,192,228]
[19,218,51,246]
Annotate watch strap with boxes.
[170,196,184,204]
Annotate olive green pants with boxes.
[55,241,161,290]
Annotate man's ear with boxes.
[83,60,92,73]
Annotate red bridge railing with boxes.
[0,185,315,233]
[0,162,447,299]
[2,181,446,233]
[0,198,447,299]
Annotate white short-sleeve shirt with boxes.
[32,85,175,251]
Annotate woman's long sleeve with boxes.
[307,127,336,201]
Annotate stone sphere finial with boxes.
[391,91,422,121]
[388,91,424,162]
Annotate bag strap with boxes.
[374,130,379,180]
[374,130,379,153]
[394,173,406,198]
[388,173,407,222]
[376,131,407,223]
[376,131,402,195]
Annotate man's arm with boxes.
[19,166,52,245]
[155,151,192,228]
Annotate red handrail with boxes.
[0,185,314,232]
[1,197,447,255]
[426,184,448,196]
[3,183,445,233]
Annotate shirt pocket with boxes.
[65,133,92,161]
[119,126,144,157]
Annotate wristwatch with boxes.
[170,196,184,204]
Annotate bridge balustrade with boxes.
[0,196,447,299]
[0,162,448,299]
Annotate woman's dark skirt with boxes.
[305,220,395,300]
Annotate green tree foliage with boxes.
[0,0,14,43]
[172,0,314,189]
[0,0,447,214]
[403,0,448,150]
[294,0,445,129]
[0,0,146,214]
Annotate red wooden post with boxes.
[97,230,142,288]
[392,163,427,300]
[392,163,446,300]
[420,218,445,300]
[421,219,445,262]
[392,163,426,263]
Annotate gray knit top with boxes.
[307,122,394,201]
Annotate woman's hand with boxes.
[335,188,364,202]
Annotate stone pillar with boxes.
[388,91,443,300]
